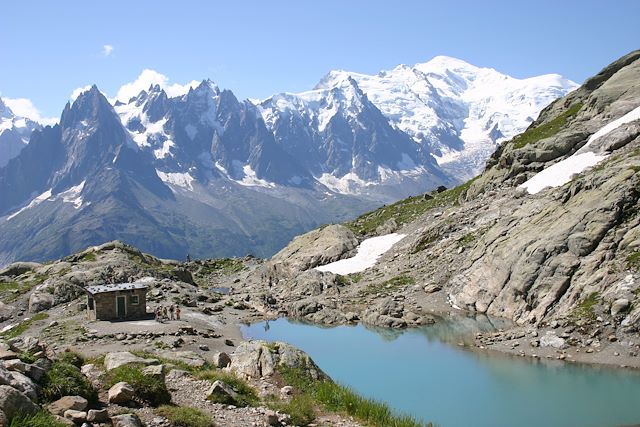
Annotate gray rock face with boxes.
[0,385,38,422]
[270,224,359,273]
[8,371,38,401]
[229,341,326,380]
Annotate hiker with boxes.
[162,306,168,320]
[186,253,191,262]
[169,305,175,321]
[175,306,181,320]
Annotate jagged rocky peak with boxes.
[61,85,118,128]
[0,97,13,118]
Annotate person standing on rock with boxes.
[162,306,168,320]
[176,306,181,320]
[169,305,175,321]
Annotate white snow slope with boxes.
[316,233,406,275]
[521,104,640,194]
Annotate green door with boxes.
[116,296,126,318]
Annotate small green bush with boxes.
[105,364,171,406]
[156,405,214,427]
[267,394,316,426]
[41,361,98,403]
[196,369,257,407]
[9,410,70,427]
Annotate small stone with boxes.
[608,335,618,342]
[111,413,143,427]
[87,408,110,423]
[281,385,294,396]
[207,380,240,405]
[63,409,87,423]
[224,339,235,347]
[198,344,210,351]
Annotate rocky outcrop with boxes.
[229,341,327,380]
[270,224,359,274]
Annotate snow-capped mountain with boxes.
[0,98,41,167]
[260,56,578,180]
[0,56,575,265]
[259,76,451,196]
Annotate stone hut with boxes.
[85,282,148,321]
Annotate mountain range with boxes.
[0,56,577,265]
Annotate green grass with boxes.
[0,313,49,339]
[105,364,171,406]
[267,394,316,426]
[78,252,97,262]
[278,366,430,427]
[57,350,85,368]
[41,361,98,403]
[362,275,415,296]
[198,258,244,275]
[627,251,640,271]
[130,350,208,373]
[156,405,214,427]
[9,410,71,427]
[0,274,48,302]
[347,177,478,236]
[512,103,583,149]
[570,292,600,322]
[196,369,258,407]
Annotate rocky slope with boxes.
[233,50,640,365]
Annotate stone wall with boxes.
[87,288,147,320]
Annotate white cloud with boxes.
[113,69,200,103]
[70,85,93,102]
[102,44,114,56]
[1,97,57,125]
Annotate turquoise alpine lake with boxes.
[241,317,640,427]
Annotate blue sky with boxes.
[1,0,639,121]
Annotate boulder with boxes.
[63,409,87,423]
[141,364,165,380]
[229,341,326,380]
[28,292,55,313]
[47,396,88,416]
[108,382,135,404]
[423,284,442,294]
[8,371,38,401]
[8,336,42,354]
[2,360,26,374]
[53,415,76,426]
[104,352,159,371]
[212,352,231,368]
[87,408,110,423]
[611,298,630,316]
[540,332,566,349]
[206,380,240,405]
[0,262,41,278]
[111,414,143,427]
[0,351,17,361]
[0,385,38,421]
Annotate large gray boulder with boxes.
[229,341,326,380]
[28,292,55,313]
[0,385,38,422]
[104,352,159,371]
[8,371,38,401]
